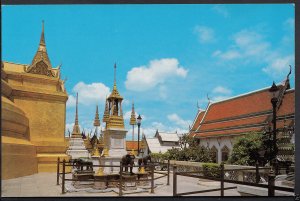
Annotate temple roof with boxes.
[144,137,180,154]
[190,110,205,132]
[191,82,294,138]
[31,21,52,68]
[25,21,59,78]
[154,131,180,142]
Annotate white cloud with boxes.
[212,50,222,57]
[194,26,215,43]
[213,28,294,78]
[65,123,74,136]
[219,50,241,60]
[67,82,110,107]
[66,95,76,107]
[124,110,146,121]
[262,55,294,77]
[212,5,229,18]
[125,58,188,91]
[122,99,130,106]
[212,86,232,95]
[167,113,192,129]
[124,110,137,120]
[211,95,230,102]
[159,85,168,100]
[284,18,294,30]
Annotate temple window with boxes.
[210,146,218,163]
[221,145,230,162]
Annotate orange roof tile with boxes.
[278,89,295,116]
[191,110,205,131]
[191,86,294,138]
[204,88,272,123]
[200,115,268,131]
[126,141,139,150]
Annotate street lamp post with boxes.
[269,81,279,173]
[137,114,142,156]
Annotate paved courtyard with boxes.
[2,172,242,197]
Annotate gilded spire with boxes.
[94,105,100,127]
[108,63,123,100]
[40,20,45,46]
[105,63,125,129]
[31,21,51,67]
[71,93,81,138]
[130,101,136,125]
[114,63,117,89]
[103,98,109,123]
[75,93,79,125]
[27,21,55,77]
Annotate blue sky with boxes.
[2,4,295,139]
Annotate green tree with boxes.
[228,132,263,166]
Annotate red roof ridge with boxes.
[285,88,295,93]
[190,110,205,131]
[195,102,212,133]
[209,84,284,106]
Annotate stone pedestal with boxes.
[103,128,128,157]
[91,156,100,172]
[136,172,149,186]
[72,171,94,189]
[66,138,89,159]
[94,175,107,190]
[122,174,137,190]
[100,156,123,174]
[106,173,120,188]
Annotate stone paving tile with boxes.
[2,172,244,197]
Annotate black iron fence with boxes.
[56,158,170,196]
[173,163,294,196]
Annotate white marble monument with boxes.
[66,93,89,159]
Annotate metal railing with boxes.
[56,158,170,195]
[173,163,294,196]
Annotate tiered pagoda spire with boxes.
[103,63,125,129]
[103,98,109,123]
[94,105,100,127]
[130,101,137,126]
[71,93,81,138]
[26,21,56,77]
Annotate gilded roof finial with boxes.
[75,93,79,125]
[130,101,137,125]
[114,63,117,89]
[108,63,123,100]
[71,92,81,138]
[207,93,211,104]
[40,20,45,46]
[94,105,101,127]
[28,20,54,76]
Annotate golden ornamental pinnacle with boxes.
[130,101,136,125]
[103,99,109,123]
[94,105,100,127]
[27,20,55,77]
[103,147,109,157]
[92,142,100,157]
[71,93,82,138]
[97,167,104,176]
[108,63,123,100]
[105,63,125,129]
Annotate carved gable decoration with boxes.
[26,61,55,77]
